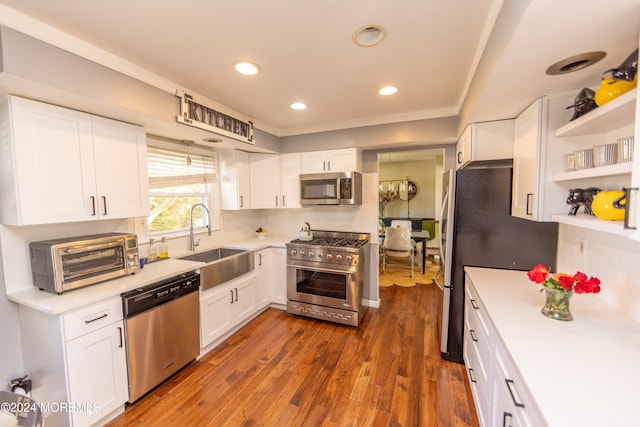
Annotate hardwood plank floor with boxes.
[105,276,478,427]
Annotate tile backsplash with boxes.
[557,224,640,322]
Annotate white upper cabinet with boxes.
[511,95,578,222]
[249,153,281,209]
[280,153,302,208]
[91,116,149,219]
[0,95,148,226]
[219,150,251,210]
[300,148,361,173]
[456,120,514,169]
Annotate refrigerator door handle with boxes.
[438,190,448,263]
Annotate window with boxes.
[147,144,219,235]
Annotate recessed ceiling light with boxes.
[545,51,606,75]
[353,25,386,47]
[379,86,398,96]
[234,61,261,76]
[291,102,307,110]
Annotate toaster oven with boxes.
[30,232,139,294]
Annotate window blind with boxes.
[147,146,217,189]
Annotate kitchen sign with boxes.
[176,90,254,144]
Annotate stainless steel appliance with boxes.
[435,166,558,363]
[122,271,200,402]
[286,230,369,326]
[29,232,139,294]
[300,171,362,205]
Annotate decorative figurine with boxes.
[566,188,600,215]
[604,48,638,82]
[565,88,597,121]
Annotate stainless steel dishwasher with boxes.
[122,271,200,403]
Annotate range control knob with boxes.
[326,253,333,261]
[335,254,343,261]
[290,250,297,256]
[300,250,306,257]
[317,252,324,258]
[308,251,314,257]
[346,255,353,263]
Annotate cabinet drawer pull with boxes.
[468,368,476,383]
[102,196,108,215]
[323,161,326,171]
[275,196,278,207]
[240,195,244,208]
[327,161,331,171]
[502,411,513,427]
[90,196,96,216]
[457,152,462,164]
[470,299,479,310]
[230,290,234,304]
[505,378,525,408]
[259,253,263,266]
[118,326,123,348]
[525,193,533,216]
[234,288,238,302]
[470,329,478,342]
[84,313,108,324]
[283,195,286,207]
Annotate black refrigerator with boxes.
[436,166,558,364]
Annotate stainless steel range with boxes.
[286,230,370,326]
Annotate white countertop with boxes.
[7,237,289,315]
[465,267,640,427]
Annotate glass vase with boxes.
[541,288,573,321]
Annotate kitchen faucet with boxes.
[190,203,211,251]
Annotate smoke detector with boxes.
[353,25,386,47]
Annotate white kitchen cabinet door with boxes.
[457,120,514,170]
[249,153,281,208]
[65,321,128,427]
[0,95,95,225]
[280,153,301,208]
[255,250,271,308]
[219,150,251,210]
[200,283,234,347]
[512,99,543,220]
[269,247,287,306]
[92,116,149,219]
[232,274,256,324]
[300,148,361,173]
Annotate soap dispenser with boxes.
[159,237,169,259]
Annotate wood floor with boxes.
[105,274,478,427]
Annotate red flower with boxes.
[557,274,575,291]
[527,264,549,284]
[526,265,601,294]
[574,276,601,294]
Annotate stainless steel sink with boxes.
[179,248,254,290]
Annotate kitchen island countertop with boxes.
[465,266,640,426]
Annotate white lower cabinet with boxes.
[254,247,287,308]
[464,275,544,427]
[200,271,257,348]
[19,296,128,427]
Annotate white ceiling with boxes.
[0,0,638,138]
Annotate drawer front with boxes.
[465,281,491,343]
[63,296,123,341]
[464,325,492,427]
[494,339,546,427]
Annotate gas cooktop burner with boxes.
[289,237,368,249]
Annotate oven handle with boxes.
[287,264,356,275]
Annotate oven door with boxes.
[57,240,128,290]
[287,264,360,311]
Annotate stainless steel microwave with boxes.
[30,232,139,294]
[300,171,362,205]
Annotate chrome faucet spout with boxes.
[190,203,211,251]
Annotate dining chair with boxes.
[382,226,415,277]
